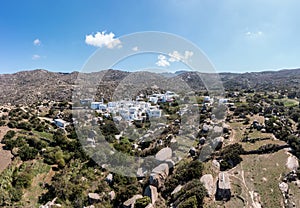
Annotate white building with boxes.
[90,98,164,123]
[147,107,162,118]
[108,102,117,108]
[219,98,229,104]
[162,91,178,102]
[91,102,107,110]
[204,96,212,103]
[54,119,68,128]
[80,98,93,105]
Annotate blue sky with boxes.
[1,0,300,74]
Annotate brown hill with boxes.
[1,68,300,105]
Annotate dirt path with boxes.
[230,163,263,208]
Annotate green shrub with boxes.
[220,143,244,170]
[13,172,33,189]
[7,120,17,128]
[16,121,32,131]
[18,145,38,161]
[178,196,198,208]
[173,179,206,208]
[135,196,151,208]
[10,188,23,202]
[164,160,204,196]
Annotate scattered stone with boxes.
[279,182,289,193]
[222,124,231,133]
[109,191,116,201]
[213,126,223,134]
[189,147,197,157]
[202,124,210,132]
[123,194,143,208]
[150,163,169,188]
[88,193,101,203]
[212,137,224,150]
[171,185,183,195]
[144,185,158,204]
[200,174,215,197]
[106,173,113,184]
[170,138,177,144]
[155,147,172,161]
[286,154,299,171]
[39,197,62,208]
[212,159,220,169]
[199,137,206,145]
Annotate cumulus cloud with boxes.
[155,51,193,67]
[245,31,264,39]
[33,38,41,46]
[85,31,121,48]
[132,46,139,51]
[168,50,193,62]
[156,55,170,67]
[32,54,41,60]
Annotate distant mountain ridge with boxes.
[1,68,300,104]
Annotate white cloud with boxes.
[156,55,170,67]
[32,54,41,60]
[155,51,193,67]
[132,46,139,51]
[245,31,264,39]
[33,38,41,46]
[85,31,121,48]
[168,50,193,62]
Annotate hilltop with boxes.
[1,68,300,104]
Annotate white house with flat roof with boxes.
[80,98,93,105]
[91,102,107,110]
[162,91,179,102]
[54,119,68,128]
[147,107,162,118]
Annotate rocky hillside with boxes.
[0,69,77,105]
[0,69,129,105]
[1,68,300,104]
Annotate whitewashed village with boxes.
[1,80,300,208]
[71,90,241,208]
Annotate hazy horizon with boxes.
[1,66,300,75]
